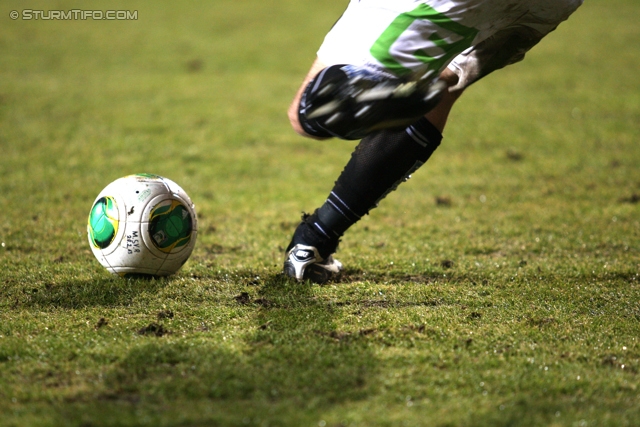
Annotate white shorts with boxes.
[317,0,583,89]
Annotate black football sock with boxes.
[286,212,341,259]
[288,117,443,258]
[326,115,443,224]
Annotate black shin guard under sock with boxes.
[322,116,442,231]
[331,116,442,216]
[289,117,442,258]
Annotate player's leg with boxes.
[283,29,467,283]
[282,22,567,283]
[283,1,584,283]
[281,25,560,283]
[424,68,463,133]
[283,116,446,282]
[284,71,464,283]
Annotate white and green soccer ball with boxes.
[87,173,198,277]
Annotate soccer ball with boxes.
[87,173,198,277]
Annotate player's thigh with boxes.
[448,0,583,90]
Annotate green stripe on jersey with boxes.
[370,3,478,75]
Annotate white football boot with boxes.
[283,244,343,284]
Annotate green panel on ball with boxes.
[135,173,162,179]
[149,200,193,253]
[88,196,119,249]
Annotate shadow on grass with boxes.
[337,267,446,285]
[85,273,380,423]
[13,276,171,309]
[339,266,640,286]
[18,266,640,425]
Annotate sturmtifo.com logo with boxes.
[10,10,138,20]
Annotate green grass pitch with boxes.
[1,0,639,426]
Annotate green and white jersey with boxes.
[317,0,583,87]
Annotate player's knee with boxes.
[439,68,460,87]
[424,84,464,133]
[288,103,305,135]
[288,103,328,140]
